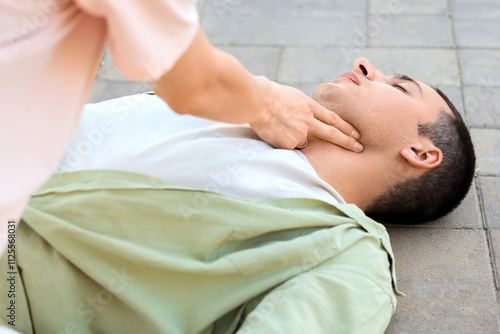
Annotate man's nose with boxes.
[353,57,384,82]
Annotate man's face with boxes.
[312,57,451,153]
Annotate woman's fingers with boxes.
[250,82,363,151]
[309,103,363,152]
[313,103,361,140]
[309,117,364,152]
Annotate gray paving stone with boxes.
[471,129,500,176]
[452,0,500,17]
[202,0,366,46]
[279,47,460,86]
[369,15,454,48]
[488,230,500,290]
[358,49,460,86]
[370,0,448,15]
[278,47,348,84]
[459,49,500,86]
[451,0,499,49]
[463,86,500,129]
[454,17,500,48]
[216,46,281,81]
[479,177,500,230]
[203,0,366,23]
[96,48,129,81]
[87,79,152,104]
[386,228,499,333]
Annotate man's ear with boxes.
[400,138,443,170]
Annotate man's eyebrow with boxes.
[393,74,423,94]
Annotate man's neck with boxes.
[300,138,393,211]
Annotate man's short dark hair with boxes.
[366,88,476,224]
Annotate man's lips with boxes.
[336,72,360,85]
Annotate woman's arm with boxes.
[153,28,362,151]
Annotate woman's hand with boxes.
[154,28,362,152]
[250,77,363,151]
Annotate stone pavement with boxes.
[88,0,500,332]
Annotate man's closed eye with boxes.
[391,81,407,93]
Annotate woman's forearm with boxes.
[153,28,270,126]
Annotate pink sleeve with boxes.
[75,0,200,81]
[0,0,199,253]
[0,0,107,252]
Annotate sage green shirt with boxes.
[1,170,402,334]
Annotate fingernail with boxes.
[352,130,361,140]
[355,143,363,152]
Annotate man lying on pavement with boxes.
[0,57,475,334]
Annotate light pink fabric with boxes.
[0,0,199,253]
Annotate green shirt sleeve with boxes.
[236,257,395,334]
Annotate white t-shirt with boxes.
[56,94,345,206]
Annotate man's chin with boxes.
[312,83,349,115]
[312,84,365,136]
[311,82,335,104]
